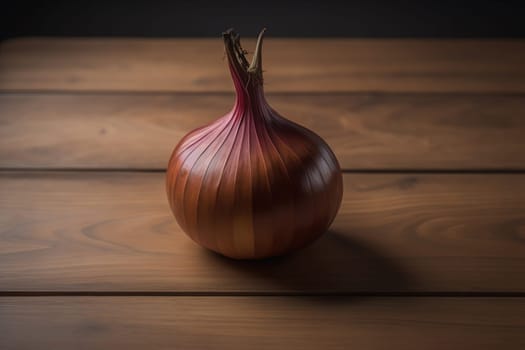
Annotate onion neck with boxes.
[223,28,269,119]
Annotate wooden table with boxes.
[1,38,525,349]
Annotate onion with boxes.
[166,28,343,259]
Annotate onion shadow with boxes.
[202,229,415,302]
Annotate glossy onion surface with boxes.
[166,29,343,259]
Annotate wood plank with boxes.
[1,93,524,170]
[1,172,524,292]
[1,297,525,349]
[1,38,525,93]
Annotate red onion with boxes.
[166,29,343,259]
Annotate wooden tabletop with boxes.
[1,37,525,349]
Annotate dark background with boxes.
[1,0,525,40]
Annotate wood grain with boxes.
[1,93,524,170]
[2,35,524,349]
[1,38,525,93]
[1,172,524,292]
[1,297,525,349]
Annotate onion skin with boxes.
[166,29,343,259]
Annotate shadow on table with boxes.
[203,229,415,302]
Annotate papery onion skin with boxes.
[166,29,343,259]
